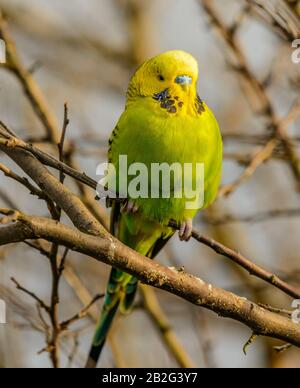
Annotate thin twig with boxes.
[0,162,59,218]
[274,343,293,353]
[58,247,69,278]
[58,103,70,184]
[11,277,50,313]
[258,303,292,317]
[168,219,300,300]
[60,294,104,330]
[202,208,300,225]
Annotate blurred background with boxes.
[0,0,300,368]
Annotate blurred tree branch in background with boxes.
[246,0,300,41]
[200,0,300,197]
[199,0,300,367]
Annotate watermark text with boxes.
[96,156,205,210]
[0,299,6,324]
[0,38,6,64]
[292,39,300,64]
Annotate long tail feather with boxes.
[86,202,122,368]
[86,202,173,368]
[85,264,126,367]
[85,295,120,368]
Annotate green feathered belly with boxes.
[109,101,222,224]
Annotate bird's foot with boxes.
[179,218,193,241]
[121,200,139,214]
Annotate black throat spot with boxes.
[153,89,205,115]
[153,88,178,114]
[195,95,205,114]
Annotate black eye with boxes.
[158,75,165,81]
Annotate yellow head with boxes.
[127,50,199,101]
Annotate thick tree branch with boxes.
[1,124,300,299]
[0,210,300,347]
[0,134,104,236]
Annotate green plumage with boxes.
[87,50,222,367]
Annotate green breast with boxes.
[109,98,222,224]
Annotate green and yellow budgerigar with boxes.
[86,50,222,367]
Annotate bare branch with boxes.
[11,277,50,313]
[245,0,300,41]
[57,103,70,184]
[0,210,300,348]
[1,125,299,300]
[203,208,300,225]
[60,294,104,330]
[170,220,300,300]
